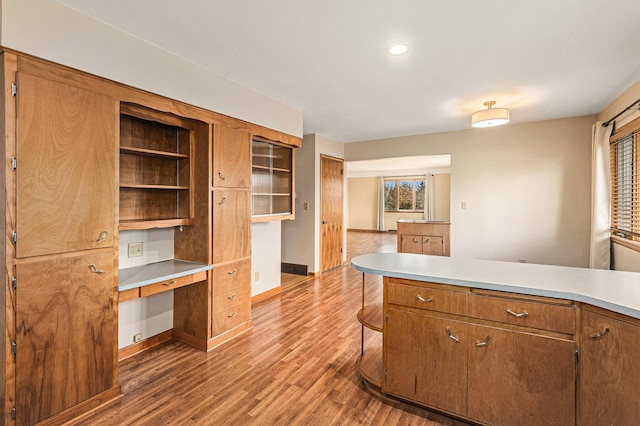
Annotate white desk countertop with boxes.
[117,259,212,292]
[351,253,640,319]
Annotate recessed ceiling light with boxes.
[387,44,408,55]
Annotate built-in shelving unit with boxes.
[119,104,195,230]
[251,138,293,221]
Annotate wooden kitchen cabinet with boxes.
[15,251,117,425]
[251,138,294,220]
[15,72,117,257]
[579,307,640,424]
[213,124,252,189]
[396,221,450,256]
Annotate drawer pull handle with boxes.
[89,264,105,274]
[94,230,108,242]
[506,309,529,318]
[413,238,419,243]
[446,326,460,343]
[218,197,227,205]
[163,280,177,287]
[424,238,430,243]
[228,294,238,300]
[219,172,227,181]
[475,335,492,347]
[589,327,610,339]
[416,295,434,303]
[228,269,237,275]
[228,312,238,318]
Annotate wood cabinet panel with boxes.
[139,271,207,298]
[399,234,423,254]
[579,308,640,424]
[212,190,251,264]
[212,259,251,294]
[385,309,468,415]
[213,303,251,334]
[397,222,450,256]
[469,293,575,334]
[422,236,444,256]
[387,280,468,316]
[213,287,251,315]
[467,324,576,426]
[15,72,116,257]
[213,124,251,188]
[15,252,116,425]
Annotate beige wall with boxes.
[344,116,595,267]
[347,174,452,231]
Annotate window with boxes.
[610,118,640,243]
[384,177,425,211]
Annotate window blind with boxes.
[610,120,640,241]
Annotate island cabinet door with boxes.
[15,252,116,425]
[467,324,576,426]
[579,309,640,424]
[384,308,468,415]
[422,236,444,256]
[399,234,423,254]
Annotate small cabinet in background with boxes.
[397,221,450,256]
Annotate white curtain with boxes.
[589,122,613,269]
[377,176,385,231]
[423,174,436,221]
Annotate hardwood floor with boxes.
[71,231,468,425]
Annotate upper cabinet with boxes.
[15,72,117,258]
[251,138,294,221]
[213,124,251,189]
[118,103,197,230]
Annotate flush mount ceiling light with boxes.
[471,100,510,128]
[386,43,408,55]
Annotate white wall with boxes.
[1,0,302,138]
[344,116,595,267]
[251,221,282,296]
[282,133,345,274]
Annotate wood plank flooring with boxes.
[70,231,469,425]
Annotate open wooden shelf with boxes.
[356,346,383,388]
[358,303,383,332]
[251,138,293,219]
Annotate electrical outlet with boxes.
[304,202,309,211]
[133,333,142,343]
[128,242,143,258]
[255,271,260,281]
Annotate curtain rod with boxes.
[602,97,640,127]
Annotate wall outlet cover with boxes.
[128,242,143,258]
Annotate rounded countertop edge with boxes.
[351,253,640,320]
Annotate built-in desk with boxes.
[118,259,212,302]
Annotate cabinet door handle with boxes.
[446,326,460,343]
[322,220,328,224]
[89,264,105,274]
[218,197,227,205]
[228,293,238,300]
[416,295,434,303]
[424,238,430,243]
[228,269,237,275]
[219,172,227,181]
[412,238,419,243]
[94,230,108,243]
[228,312,238,318]
[475,335,492,347]
[163,280,177,287]
[506,309,529,318]
[589,327,610,339]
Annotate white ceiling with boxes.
[59,0,640,143]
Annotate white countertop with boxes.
[351,253,640,319]
[117,259,212,291]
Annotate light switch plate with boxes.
[128,242,143,258]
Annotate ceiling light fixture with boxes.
[471,101,510,128]
[387,44,408,55]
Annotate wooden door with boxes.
[422,236,444,256]
[212,190,251,264]
[15,72,116,258]
[213,124,251,189]
[385,309,468,414]
[400,235,423,254]
[15,252,116,425]
[467,324,576,426]
[579,309,640,424]
[320,155,343,272]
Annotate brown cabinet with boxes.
[213,124,251,189]
[579,307,640,424]
[15,253,116,425]
[251,138,294,220]
[382,278,576,426]
[15,72,117,257]
[397,221,450,256]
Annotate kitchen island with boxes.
[351,253,640,426]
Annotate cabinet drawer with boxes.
[469,294,575,334]
[213,259,251,294]
[139,271,207,298]
[213,287,251,314]
[387,281,468,316]
[213,303,251,334]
